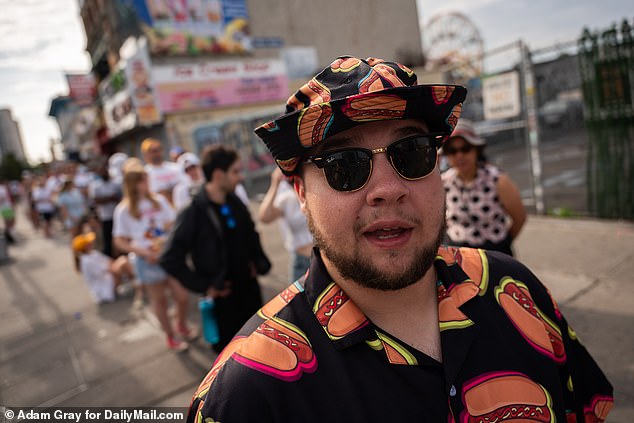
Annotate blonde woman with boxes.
[113,159,195,351]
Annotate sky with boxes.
[0,0,631,164]
[419,0,632,48]
[0,0,90,164]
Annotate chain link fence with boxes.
[434,20,633,219]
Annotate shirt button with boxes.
[449,385,457,397]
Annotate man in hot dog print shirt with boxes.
[187,56,613,422]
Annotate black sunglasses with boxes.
[443,144,474,155]
[220,204,236,229]
[304,134,443,192]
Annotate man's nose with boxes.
[364,152,408,206]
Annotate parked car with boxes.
[538,99,584,128]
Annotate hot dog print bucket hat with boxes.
[254,55,467,175]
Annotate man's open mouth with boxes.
[368,227,409,240]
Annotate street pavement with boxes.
[1,206,632,421]
[487,125,589,215]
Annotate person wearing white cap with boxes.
[173,152,204,211]
[441,119,526,255]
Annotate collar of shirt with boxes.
[301,246,483,369]
[449,164,486,191]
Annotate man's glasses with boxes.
[304,134,443,192]
[443,144,474,156]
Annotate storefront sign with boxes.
[252,36,284,49]
[152,59,289,113]
[66,73,97,106]
[100,70,136,137]
[121,37,162,126]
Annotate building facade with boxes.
[74,0,423,189]
[534,54,582,106]
[247,0,423,67]
[0,109,26,162]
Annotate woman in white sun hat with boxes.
[441,119,526,256]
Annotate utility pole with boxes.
[519,40,545,215]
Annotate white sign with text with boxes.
[482,71,521,120]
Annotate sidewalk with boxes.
[1,211,632,421]
[0,208,288,409]
[514,216,634,422]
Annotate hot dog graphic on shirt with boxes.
[461,371,555,423]
[232,317,317,382]
[495,277,566,363]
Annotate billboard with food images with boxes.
[123,0,251,56]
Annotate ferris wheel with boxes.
[422,12,484,80]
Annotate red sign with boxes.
[66,73,97,106]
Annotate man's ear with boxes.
[292,175,307,212]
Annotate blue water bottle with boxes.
[199,298,220,344]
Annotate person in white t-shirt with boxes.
[73,232,133,304]
[173,152,203,211]
[32,176,56,237]
[113,159,196,351]
[258,167,313,282]
[56,178,88,237]
[141,138,183,206]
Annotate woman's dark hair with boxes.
[201,145,239,182]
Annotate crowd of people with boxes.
[3,116,530,355]
[2,111,532,357]
[4,137,314,353]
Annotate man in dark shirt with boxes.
[160,145,264,351]
[187,56,613,422]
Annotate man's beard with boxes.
[306,206,446,291]
[224,181,238,196]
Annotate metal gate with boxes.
[579,19,634,219]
